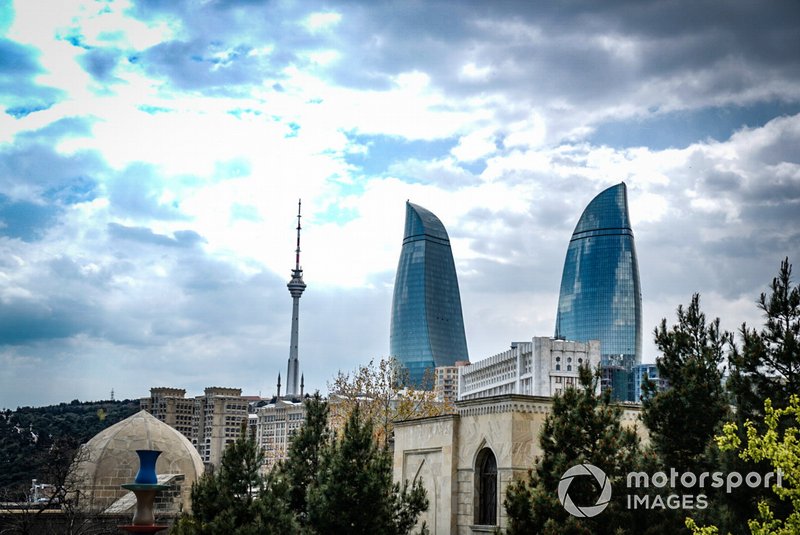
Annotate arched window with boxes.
[475,448,497,525]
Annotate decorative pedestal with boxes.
[119,450,169,534]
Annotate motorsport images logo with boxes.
[557,463,612,518]
[558,463,783,517]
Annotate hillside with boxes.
[0,399,140,492]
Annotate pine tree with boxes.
[699,258,800,534]
[504,366,642,535]
[641,293,732,474]
[171,429,298,535]
[306,403,428,535]
[278,392,330,528]
[729,257,800,426]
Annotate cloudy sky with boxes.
[1,0,798,408]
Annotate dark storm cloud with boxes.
[124,0,799,141]
[305,1,799,100]
[0,297,93,345]
[0,38,62,111]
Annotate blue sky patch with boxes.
[44,176,97,205]
[138,105,171,114]
[5,103,53,119]
[589,102,800,150]
[0,195,59,242]
[314,200,359,225]
[345,134,457,176]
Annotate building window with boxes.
[475,448,497,526]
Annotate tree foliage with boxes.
[687,395,800,535]
[504,366,642,535]
[0,399,139,492]
[277,392,330,528]
[171,429,298,535]
[641,293,732,474]
[729,258,800,427]
[307,403,428,535]
[328,357,452,448]
[175,395,427,535]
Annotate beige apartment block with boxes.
[140,387,196,441]
[196,387,248,466]
[141,386,250,468]
[434,360,470,403]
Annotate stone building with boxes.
[393,394,645,534]
[72,410,204,515]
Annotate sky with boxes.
[1,0,799,409]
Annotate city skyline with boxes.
[1,1,799,408]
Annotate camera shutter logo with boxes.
[558,463,612,517]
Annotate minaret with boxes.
[285,199,306,397]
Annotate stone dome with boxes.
[73,410,204,513]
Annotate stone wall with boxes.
[393,394,646,534]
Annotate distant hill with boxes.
[0,399,139,492]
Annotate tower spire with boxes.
[286,199,306,397]
[294,198,302,274]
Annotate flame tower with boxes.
[390,201,469,386]
[286,199,306,397]
[554,182,642,400]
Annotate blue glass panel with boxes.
[391,202,469,386]
[555,183,642,401]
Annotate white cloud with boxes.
[303,11,342,33]
[451,128,497,162]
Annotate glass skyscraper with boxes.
[554,182,642,400]
[390,202,469,386]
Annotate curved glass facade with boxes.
[555,182,642,399]
[390,202,469,386]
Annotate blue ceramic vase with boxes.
[134,450,161,485]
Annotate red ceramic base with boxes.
[118,525,169,534]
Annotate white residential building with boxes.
[458,337,601,400]
[254,397,307,469]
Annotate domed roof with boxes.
[73,410,204,512]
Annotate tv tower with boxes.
[285,199,306,397]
